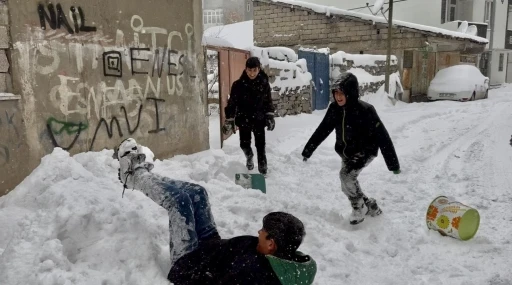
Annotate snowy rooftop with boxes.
[262,0,488,44]
[203,20,254,50]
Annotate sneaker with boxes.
[349,201,367,225]
[365,198,383,217]
[246,155,254,170]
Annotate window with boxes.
[449,0,456,22]
[441,0,457,24]
[203,9,224,25]
[484,0,492,24]
[247,3,251,12]
[499,53,504,72]
[508,5,512,30]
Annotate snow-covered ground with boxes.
[2,86,512,284]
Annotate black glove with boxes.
[266,113,275,131]
[222,118,235,135]
[303,156,308,162]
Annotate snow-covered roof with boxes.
[203,20,254,50]
[261,0,488,44]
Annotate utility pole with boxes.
[487,0,496,78]
[384,0,393,94]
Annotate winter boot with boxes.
[246,155,254,170]
[349,199,368,225]
[364,197,382,217]
[257,152,267,175]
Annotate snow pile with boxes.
[331,51,397,68]
[251,46,312,95]
[0,148,171,284]
[299,47,330,54]
[270,0,488,43]
[203,20,254,50]
[330,51,402,98]
[429,65,488,93]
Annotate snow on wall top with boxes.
[265,0,488,44]
[203,20,254,50]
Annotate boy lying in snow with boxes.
[113,138,317,285]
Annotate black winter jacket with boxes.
[225,70,275,128]
[302,100,400,171]
[168,236,282,285]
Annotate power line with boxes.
[347,0,408,11]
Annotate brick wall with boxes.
[253,1,426,57]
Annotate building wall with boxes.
[254,1,428,56]
[301,0,446,29]
[489,50,508,84]
[1,0,208,196]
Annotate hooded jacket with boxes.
[302,73,400,171]
[225,70,275,128]
[168,236,317,285]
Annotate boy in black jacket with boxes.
[223,57,275,175]
[302,73,401,225]
[169,212,317,285]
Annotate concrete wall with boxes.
[1,0,208,195]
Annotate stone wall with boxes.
[267,66,311,117]
[330,51,399,96]
[1,0,207,196]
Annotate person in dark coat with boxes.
[223,57,276,175]
[301,72,401,225]
[169,212,317,285]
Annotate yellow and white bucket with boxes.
[426,196,480,241]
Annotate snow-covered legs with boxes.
[159,180,219,265]
[339,155,381,224]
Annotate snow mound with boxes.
[0,148,171,285]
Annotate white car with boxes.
[427,65,489,102]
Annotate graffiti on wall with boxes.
[14,4,201,151]
[38,3,96,34]
[47,97,166,151]
[0,109,22,166]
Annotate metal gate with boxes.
[206,45,250,148]
[298,50,330,110]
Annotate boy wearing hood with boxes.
[223,57,275,175]
[114,138,316,284]
[301,73,401,225]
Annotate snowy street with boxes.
[1,86,512,284]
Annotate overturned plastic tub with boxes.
[426,196,480,241]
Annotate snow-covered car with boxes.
[427,65,489,102]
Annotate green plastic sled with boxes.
[235,173,266,193]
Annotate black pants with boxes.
[339,154,375,209]
[239,126,267,173]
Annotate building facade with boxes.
[302,0,512,85]
[203,0,254,29]
[253,0,487,102]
